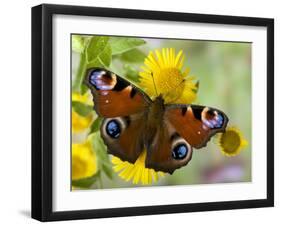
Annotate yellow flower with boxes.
[72,92,94,133]
[72,140,97,180]
[139,48,198,104]
[217,126,248,156]
[112,151,165,185]
[72,110,93,133]
[72,92,93,106]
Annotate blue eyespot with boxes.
[214,113,224,128]
[106,120,121,138]
[89,69,114,90]
[89,70,102,86]
[172,144,188,160]
[203,111,224,129]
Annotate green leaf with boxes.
[91,132,114,180]
[121,48,146,63]
[123,64,139,83]
[110,37,146,55]
[72,35,85,53]
[72,53,87,93]
[89,117,103,134]
[72,171,100,188]
[73,36,113,94]
[91,132,107,162]
[102,162,113,179]
[80,83,89,95]
[87,45,112,68]
[86,36,112,67]
[72,101,93,117]
[87,58,104,68]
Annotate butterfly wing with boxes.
[165,105,228,148]
[85,68,150,162]
[100,114,145,163]
[145,104,228,174]
[85,68,151,118]
[145,121,193,174]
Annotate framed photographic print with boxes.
[31,4,274,221]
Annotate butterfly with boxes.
[85,68,228,174]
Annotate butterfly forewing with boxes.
[165,104,228,149]
[85,68,151,118]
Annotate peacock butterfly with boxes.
[85,68,228,174]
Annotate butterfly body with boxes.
[143,95,165,144]
[85,68,228,174]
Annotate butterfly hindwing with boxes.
[145,121,193,174]
[165,104,228,149]
[85,68,151,118]
[100,114,145,163]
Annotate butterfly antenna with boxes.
[151,72,159,96]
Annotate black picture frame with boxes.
[31,3,274,221]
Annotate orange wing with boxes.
[100,115,145,163]
[85,68,151,118]
[165,105,228,149]
[145,122,193,174]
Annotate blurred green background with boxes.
[71,35,251,189]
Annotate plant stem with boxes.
[73,52,87,93]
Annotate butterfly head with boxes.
[154,94,165,104]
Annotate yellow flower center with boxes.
[220,131,241,154]
[156,68,183,95]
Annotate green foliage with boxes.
[89,117,103,134]
[110,37,146,55]
[123,64,139,83]
[91,132,114,180]
[121,48,146,63]
[86,36,112,67]
[72,101,93,117]
[72,171,100,188]
[72,35,88,53]
[72,53,87,92]
[72,35,146,94]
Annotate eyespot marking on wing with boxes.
[102,117,127,140]
[171,137,192,161]
[202,107,224,129]
[88,69,117,90]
